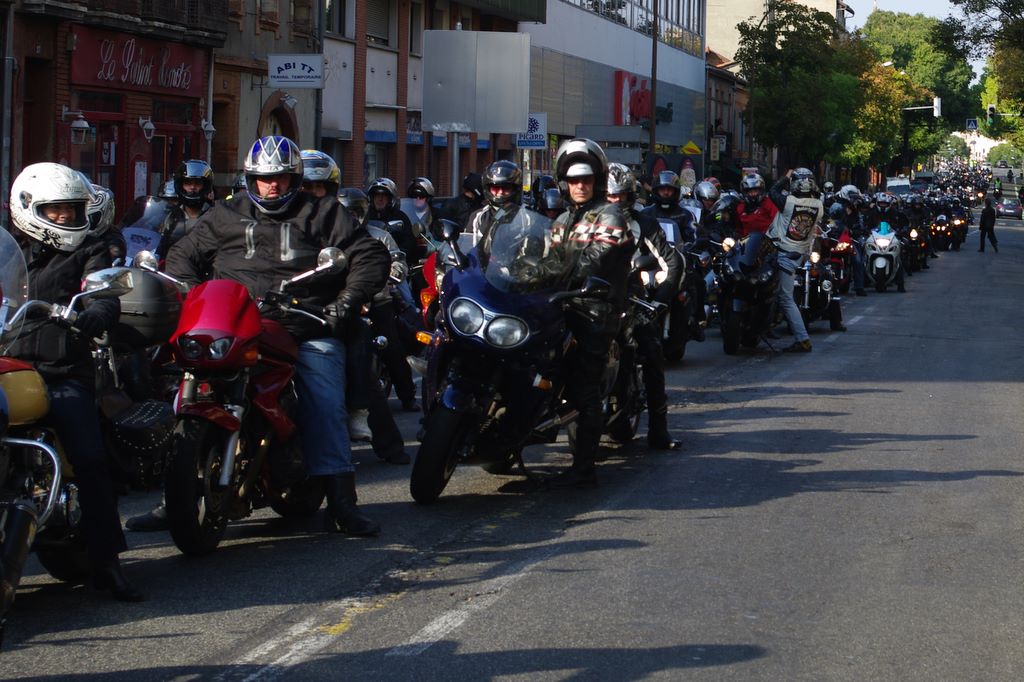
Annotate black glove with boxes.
[324,291,361,338]
[73,307,108,339]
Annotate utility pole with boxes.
[648,0,658,164]
[314,0,325,149]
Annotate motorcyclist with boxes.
[367,177,420,265]
[86,183,116,239]
[538,187,566,220]
[529,174,558,211]
[821,181,836,209]
[165,135,390,537]
[867,192,908,292]
[406,176,443,246]
[695,192,742,249]
[737,173,778,238]
[300,149,342,198]
[642,170,697,243]
[336,187,415,464]
[8,162,143,601]
[549,139,635,487]
[166,160,214,244]
[605,163,681,450]
[768,168,825,352]
[441,172,484,229]
[468,160,534,250]
[905,194,934,265]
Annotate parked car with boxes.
[996,160,1009,169]
[996,198,1023,220]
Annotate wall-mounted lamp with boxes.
[61,105,91,145]
[200,118,217,142]
[138,117,156,141]
[281,93,298,109]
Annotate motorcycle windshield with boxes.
[0,226,30,344]
[478,210,564,294]
[878,221,892,235]
[121,195,175,233]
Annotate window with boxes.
[410,1,423,54]
[228,0,244,17]
[260,0,280,25]
[367,0,390,46]
[292,0,313,34]
[325,0,345,35]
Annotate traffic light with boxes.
[933,96,942,118]
[987,104,997,125]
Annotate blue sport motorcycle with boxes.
[411,211,609,504]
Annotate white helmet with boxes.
[87,183,115,236]
[10,162,93,252]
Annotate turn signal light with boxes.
[415,331,434,345]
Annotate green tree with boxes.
[987,141,1024,165]
[938,134,970,161]
[735,0,857,167]
[862,11,975,166]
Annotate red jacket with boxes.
[737,197,778,238]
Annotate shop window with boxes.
[73,91,123,113]
[325,0,345,35]
[367,0,390,46]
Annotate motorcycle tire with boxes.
[410,406,471,504]
[722,313,741,355]
[663,306,689,363]
[35,541,91,584]
[165,417,232,556]
[371,350,393,400]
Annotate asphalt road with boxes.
[4,216,1024,680]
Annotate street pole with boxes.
[314,0,325,150]
[648,0,658,166]
[2,5,14,230]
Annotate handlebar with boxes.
[259,290,330,326]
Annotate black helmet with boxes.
[540,187,565,214]
[530,174,557,207]
[338,187,370,224]
[651,170,681,209]
[174,159,214,208]
[406,176,436,199]
[482,160,522,208]
[367,177,399,208]
[554,138,609,197]
[462,172,483,198]
[711,193,742,221]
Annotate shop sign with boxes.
[516,113,547,149]
[614,71,652,126]
[267,54,324,89]
[70,26,204,99]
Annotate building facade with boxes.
[6,0,227,218]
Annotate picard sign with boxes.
[70,25,205,98]
[267,54,325,89]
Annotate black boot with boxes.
[92,557,145,602]
[323,473,380,537]
[647,410,681,450]
[125,502,168,532]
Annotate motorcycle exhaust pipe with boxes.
[803,269,811,309]
[1,501,38,615]
[533,408,580,433]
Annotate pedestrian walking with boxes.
[978,197,998,253]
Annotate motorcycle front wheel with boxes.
[165,417,233,556]
[410,406,472,504]
[607,362,644,444]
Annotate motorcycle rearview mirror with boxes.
[82,267,135,298]
[133,250,160,272]
[631,253,660,274]
[387,220,405,235]
[439,219,462,243]
[317,247,347,271]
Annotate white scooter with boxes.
[864,221,902,293]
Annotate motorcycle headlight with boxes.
[485,316,529,347]
[909,229,918,239]
[875,237,892,248]
[810,251,821,264]
[834,242,850,252]
[449,298,485,335]
[178,336,206,360]
[821,279,833,292]
[208,337,234,360]
[722,237,736,252]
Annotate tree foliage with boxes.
[938,134,971,161]
[734,0,855,166]
[987,141,1024,164]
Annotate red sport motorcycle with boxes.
[136,248,346,556]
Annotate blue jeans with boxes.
[776,256,809,343]
[293,337,353,476]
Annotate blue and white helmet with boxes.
[244,136,304,213]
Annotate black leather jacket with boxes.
[11,233,125,384]
[632,210,683,306]
[441,193,483,231]
[552,197,635,334]
[166,192,389,343]
[367,203,419,265]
